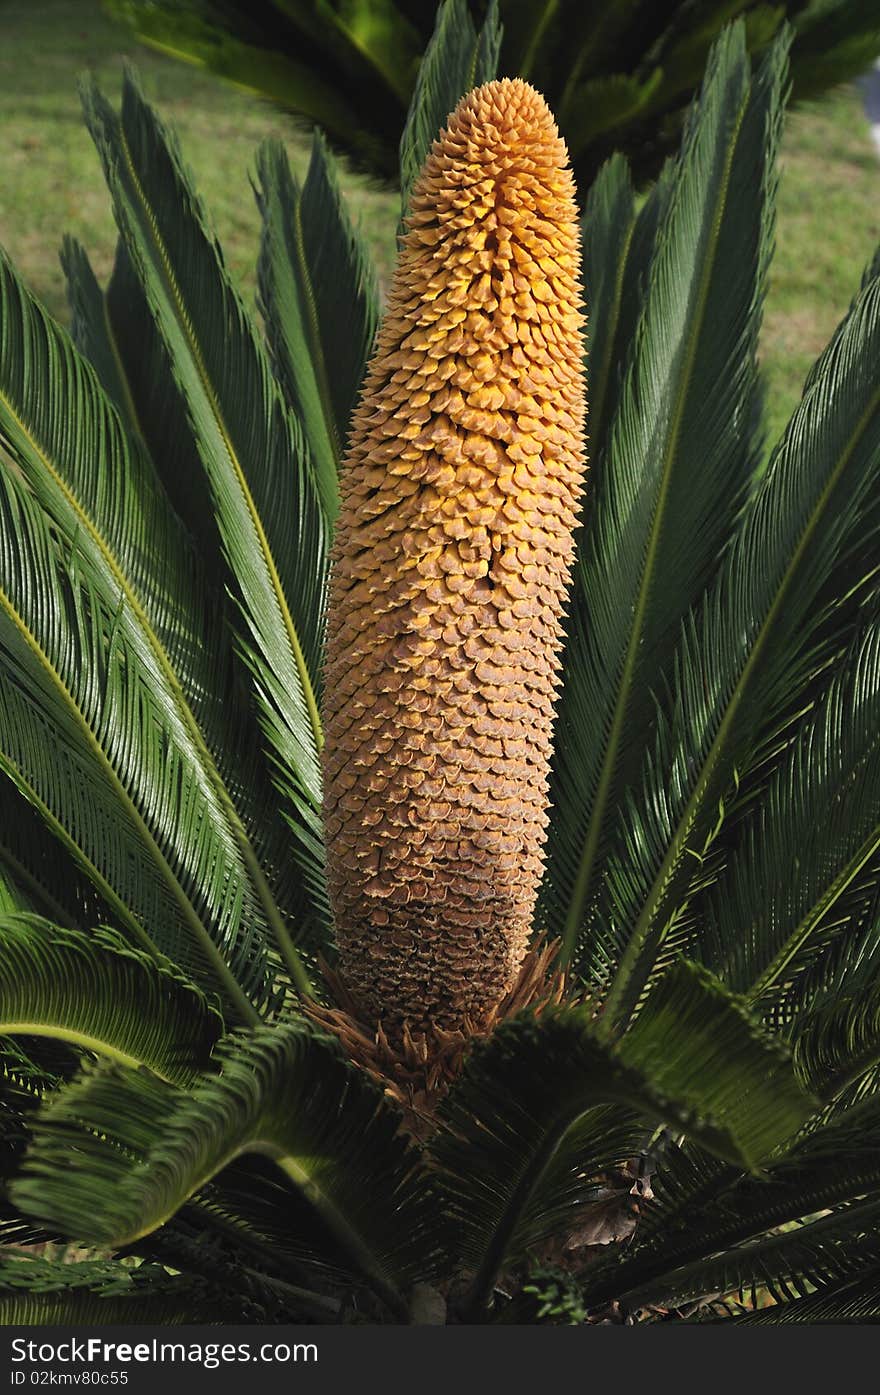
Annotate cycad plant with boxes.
[1,5,880,1326]
[104,0,880,188]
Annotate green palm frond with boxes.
[790,956,880,1100]
[62,236,152,438]
[0,1254,209,1325]
[616,1195,880,1316]
[546,26,784,976]
[1,3,879,1328]
[0,434,282,1021]
[255,131,380,518]
[0,240,308,999]
[434,959,813,1315]
[695,620,880,1003]
[61,234,222,590]
[11,1022,439,1321]
[579,1092,880,1309]
[62,235,313,937]
[80,70,330,926]
[757,781,880,1050]
[725,259,880,802]
[105,0,880,192]
[792,0,880,96]
[181,1167,352,1287]
[182,1156,406,1297]
[599,263,880,1028]
[0,915,220,1083]
[735,1268,880,1323]
[60,228,227,599]
[577,151,674,484]
[1,247,229,720]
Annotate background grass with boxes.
[0,0,878,451]
[0,0,400,306]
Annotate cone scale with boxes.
[322,79,586,1033]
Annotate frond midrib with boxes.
[0,1024,153,1080]
[749,776,880,1001]
[459,1106,579,1317]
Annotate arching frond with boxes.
[547,27,785,976]
[0,455,269,1020]
[599,266,880,1027]
[0,914,220,1083]
[0,243,312,1004]
[81,71,330,919]
[0,4,878,1329]
[580,1093,880,1310]
[0,1254,210,1325]
[696,620,880,1001]
[12,1022,439,1320]
[434,959,812,1315]
[616,1195,880,1316]
[62,236,316,940]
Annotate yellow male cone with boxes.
[323,78,586,1034]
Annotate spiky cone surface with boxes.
[322,78,586,1035]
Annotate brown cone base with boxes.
[308,937,565,1137]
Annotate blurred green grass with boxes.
[0,0,878,452]
[0,0,400,310]
[761,84,880,445]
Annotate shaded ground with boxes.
[0,0,878,453]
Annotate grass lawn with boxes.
[0,0,400,311]
[763,85,880,446]
[0,0,878,452]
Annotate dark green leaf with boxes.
[13,1022,439,1320]
[697,620,880,1001]
[548,27,786,976]
[435,958,812,1314]
[81,72,329,925]
[0,914,220,1084]
[62,236,320,945]
[600,263,880,1027]
[0,247,293,1015]
[0,1254,209,1325]
[256,131,380,516]
[618,1195,880,1313]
